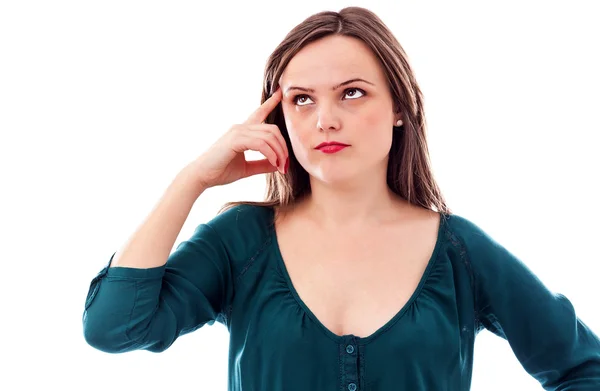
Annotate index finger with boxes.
[244,87,283,125]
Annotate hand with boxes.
[185,87,289,189]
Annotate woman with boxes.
[82,6,600,390]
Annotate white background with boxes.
[1,1,599,390]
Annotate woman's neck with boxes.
[296,176,410,230]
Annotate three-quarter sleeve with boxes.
[82,223,234,354]
[456,216,600,390]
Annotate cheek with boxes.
[361,112,394,150]
[367,129,394,159]
[283,122,311,162]
[283,114,310,149]
[287,129,312,163]
[361,106,390,128]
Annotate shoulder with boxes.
[203,203,275,261]
[443,212,526,280]
[207,203,274,233]
[443,213,501,252]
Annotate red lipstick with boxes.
[315,141,350,154]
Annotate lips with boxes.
[315,141,350,154]
[315,141,350,149]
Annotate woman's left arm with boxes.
[456,216,600,390]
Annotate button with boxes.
[348,383,357,391]
[346,344,355,354]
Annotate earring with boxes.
[395,119,403,127]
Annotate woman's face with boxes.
[279,34,401,185]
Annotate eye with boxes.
[344,88,365,100]
[292,88,367,106]
[293,95,313,106]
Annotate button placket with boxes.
[341,337,360,391]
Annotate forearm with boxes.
[110,167,206,269]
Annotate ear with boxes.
[392,104,403,120]
[394,111,404,127]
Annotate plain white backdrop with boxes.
[1,1,598,390]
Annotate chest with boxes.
[274,214,441,338]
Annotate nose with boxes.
[316,102,341,132]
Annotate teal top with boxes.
[82,204,600,390]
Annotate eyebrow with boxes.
[284,78,375,94]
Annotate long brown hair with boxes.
[220,6,450,215]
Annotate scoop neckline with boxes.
[269,207,448,345]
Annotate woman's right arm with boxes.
[82,173,220,353]
[109,169,207,270]
[82,87,288,353]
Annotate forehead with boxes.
[279,35,385,87]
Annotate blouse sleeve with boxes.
[457,216,600,390]
[82,222,234,353]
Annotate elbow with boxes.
[82,309,139,354]
[545,356,600,389]
[83,329,123,354]
[82,307,175,354]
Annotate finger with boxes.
[231,126,283,171]
[243,159,278,178]
[246,124,287,170]
[256,131,286,172]
[242,136,280,171]
[244,87,283,125]
[264,124,289,160]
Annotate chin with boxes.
[308,165,364,186]
[307,156,389,186]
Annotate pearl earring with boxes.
[395,119,403,127]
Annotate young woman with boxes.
[82,7,600,390]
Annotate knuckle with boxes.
[257,139,269,149]
[229,124,243,133]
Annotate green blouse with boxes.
[82,204,600,390]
